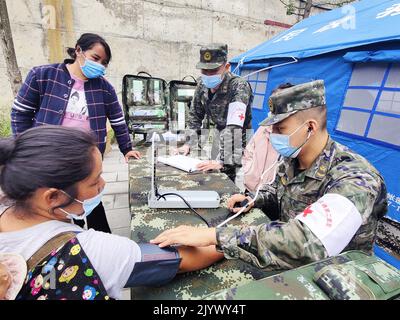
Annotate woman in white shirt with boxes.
[0,126,222,300]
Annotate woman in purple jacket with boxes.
[11,33,140,233]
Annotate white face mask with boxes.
[58,190,104,221]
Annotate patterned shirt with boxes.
[61,72,90,131]
[11,60,132,155]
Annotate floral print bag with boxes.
[16,232,112,300]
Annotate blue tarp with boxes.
[231,0,400,267]
[343,49,400,62]
[232,0,400,63]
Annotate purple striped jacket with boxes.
[11,60,132,155]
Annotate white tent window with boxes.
[368,115,400,147]
[343,89,378,110]
[386,64,400,88]
[258,70,268,82]
[248,73,258,81]
[241,70,251,77]
[349,63,387,87]
[336,63,400,148]
[376,91,400,115]
[253,95,264,110]
[256,82,267,95]
[241,69,269,110]
[337,109,370,136]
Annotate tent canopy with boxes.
[231,0,400,64]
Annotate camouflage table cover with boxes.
[128,144,274,300]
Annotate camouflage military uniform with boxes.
[215,80,388,272]
[187,44,253,181]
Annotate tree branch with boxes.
[279,0,302,10]
[0,0,22,96]
[316,0,353,7]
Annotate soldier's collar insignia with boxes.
[204,52,212,62]
[315,164,328,179]
[269,97,275,113]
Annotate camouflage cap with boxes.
[260,80,326,126]
[196,43,228,70]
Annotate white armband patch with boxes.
[295,193,362,257]
[227,101,247,127]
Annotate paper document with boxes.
[157,155,203,173]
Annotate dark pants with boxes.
[74,201,112,233]
[222,165,238,183]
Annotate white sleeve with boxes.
[77,230,141,299]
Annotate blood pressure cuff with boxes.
[124,244,181,288]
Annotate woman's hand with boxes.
[125,150,142,162]
[196,160,223,172]
[150,226,217,248]
[227,194,254,214]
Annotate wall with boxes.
[0,0,299,107]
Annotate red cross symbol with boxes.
[302,206,313,218]
[238,114,245,121]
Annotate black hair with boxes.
[296,105,328,131]
[0,126,97,212]
[67,33,112,65]
[272,82,327,130]
[272,82,294,94]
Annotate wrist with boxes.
[123,148,133,156]
[209,228,217,246]
[245,191,255,198]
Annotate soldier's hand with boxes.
[196,160,223,172]
[150,226,217,248]
[173,145,191,156]
[227,194,254,214]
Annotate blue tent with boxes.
[231,0,400,268]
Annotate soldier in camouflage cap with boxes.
[175,43,253,182]
[151,79,388,275]
[260,80,326,127]
[196,43,228,70]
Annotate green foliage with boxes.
[0,108,11,137]
[107,127,116,144]
[286,1,296,15]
